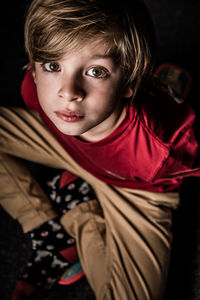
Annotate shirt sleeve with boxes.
[154,113,200,180]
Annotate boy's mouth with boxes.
[55,110,84,122]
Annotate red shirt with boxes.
[21,71,200,192]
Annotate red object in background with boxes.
[154,63,192,100]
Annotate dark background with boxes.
[0,1,200,299]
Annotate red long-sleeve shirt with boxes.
[21,70,200,192]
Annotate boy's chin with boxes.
[55,124,86,137]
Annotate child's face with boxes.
[33,39,133,142]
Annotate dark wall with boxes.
[1,1,30,107]
[144,0,200,110]
[145,0,200,69]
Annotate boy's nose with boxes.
[58,77,84,102]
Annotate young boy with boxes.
[0,0,200,299]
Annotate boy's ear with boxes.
[32,70,36,84]
[123,86,134,98]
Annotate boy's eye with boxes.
[42,62,61,72]
[86,66,109,78]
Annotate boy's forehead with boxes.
[60,38,116,61]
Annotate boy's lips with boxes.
[55,110,84,122]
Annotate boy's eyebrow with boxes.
[91,54,114,60]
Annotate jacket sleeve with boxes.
[0,106,60,233]
[0,153,57,233]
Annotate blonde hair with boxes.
[25,0,156,96]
